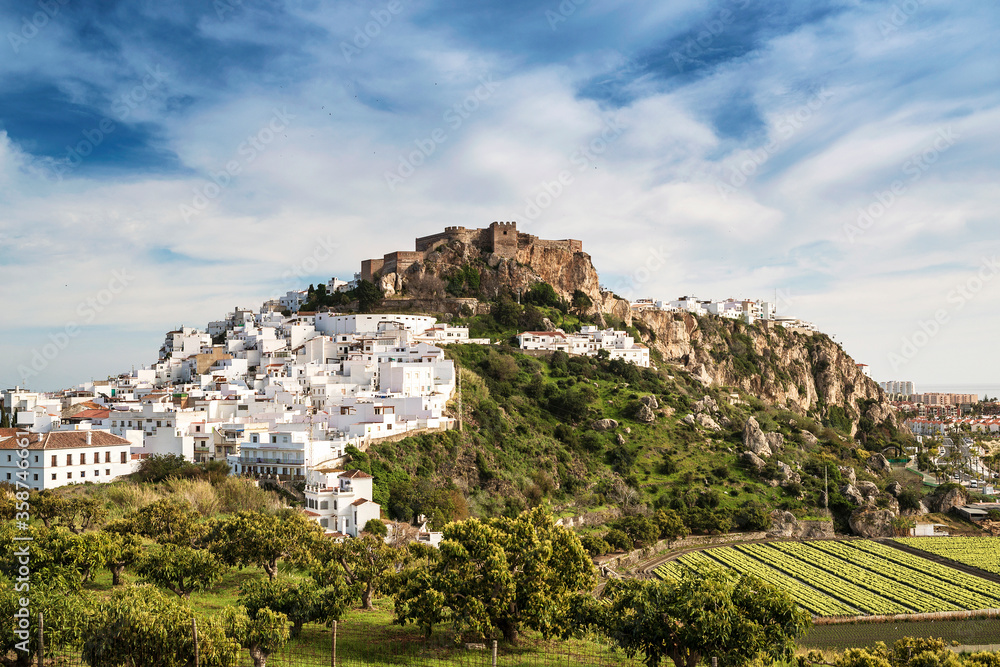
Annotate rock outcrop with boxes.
[740,451,767,471]
[635,404,656,423]
[839,466,856,485]
[930,486,968,514]
[591,419,618,432]
[696,413,721,431]
[867,453,892,477]
[849,508,899,538]
[621,309,896,435]
[742,417,772,458]
[842,483,865,506]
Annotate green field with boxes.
[802,619,1000,650]
[894,537,1000,576]
[654,540,1000,618]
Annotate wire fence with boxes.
[37,617,644,667]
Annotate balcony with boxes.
[239,457,305,466]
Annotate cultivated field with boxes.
[655,539,1000,618]
[894,537,1000,575]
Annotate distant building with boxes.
[0,429,135,491]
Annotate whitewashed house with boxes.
[302,468,381,537]
[0,429,136,491]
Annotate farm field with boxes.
[801,618,1000,650]
[654,539,1000,618]
[894,537,1000,575]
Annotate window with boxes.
[5,473,9,480]
[80,454,86,465]
[52,455,57,467]
[156,421,161,427]
[6,455,10,462]
[92,452,98,464]
[105,469,110,476]
[320,501,328,510]
[95,470,99,476]
[80,471,85,478]
[105,452,111,463]
[120,452,127,464]
[67,472,72,479]
[320,518,329,528]
[51,474,56,480]
[34,455,38,463]
[33,474,38,481]
[66,454,72,466]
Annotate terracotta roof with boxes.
[0,430,130,450]
[351,499,370,506]
[302,510,321,517]
[67,409,111,421]
[342,469,372,479]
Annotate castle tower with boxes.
[490,221,518,259]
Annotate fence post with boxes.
[37,612,43,667]
[492,639,497,667]
[192,617,200,667]
[712,657,718,667]
[331,620,337,667]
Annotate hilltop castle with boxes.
[360,221,583,283]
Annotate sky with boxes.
[1,0,998,393]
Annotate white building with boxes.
[0,429,136,491]
[302,468,381,537]
[517,327,650,367]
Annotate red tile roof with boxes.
[342,469,373,479]
[0,430,131,450]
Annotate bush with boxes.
[604,528,632,552]
[580,534,611,557]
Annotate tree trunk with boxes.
[361,583,373,610]
[292,620,304,639]
[250,646,268,667]
[501,621,518,644]
[112,565,124,586]
[264,561,277,580]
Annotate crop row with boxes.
[801,541,999,611]
[849,540,1000,603]
[733,543,911,615]
[701,546,856,617]
[894,537,1000,576]
[766,542,959,613]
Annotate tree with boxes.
[136,543,227,598]
[314,534,404,610]
[130,497,208,546]
[82,585,238,667]
[596,568,810,667]
[0,404,10,428]
[0,581,88,667]
[363,518,388,537]
[571,289,593,312]
[101,529,145,586]
[393,507,596,643]
[207,510,323,580]
[222,605,289,667]
[239,577,323,639]
[654,509,689,543]
[610,515,659,549]
[354,279,383,313]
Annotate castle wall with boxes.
[361,258,384,283]
[491,221,518,259]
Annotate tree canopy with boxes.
[595,568,810,667]
[207,510,324,580]
[393,507,596,643]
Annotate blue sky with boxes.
[1,0,998,393]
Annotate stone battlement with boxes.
[363,222,583,282]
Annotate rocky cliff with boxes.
[379,236,603,304]
[623,307,894,436]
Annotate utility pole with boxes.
[457,364,463,433]
[824,466,829,515]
